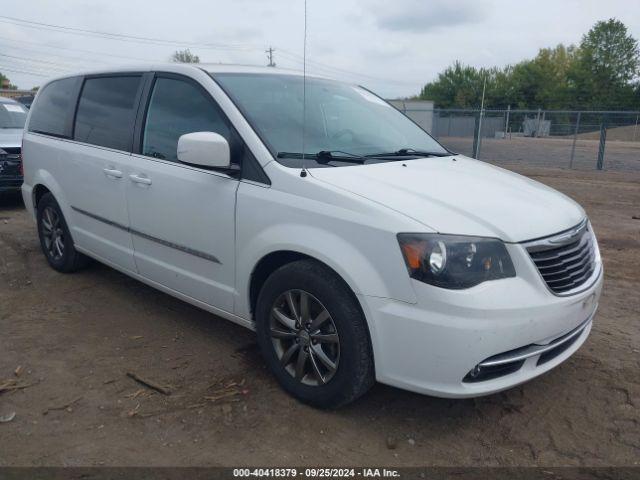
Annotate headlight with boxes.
[397,234,516,289]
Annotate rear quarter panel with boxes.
[21,132,74,222]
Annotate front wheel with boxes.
[255,259,375,408]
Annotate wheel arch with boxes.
[248,250,367,326]
[33,183,52,209]
[250,251,345,316]
[29,170,70,219]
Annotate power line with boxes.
[0,15,259,51]
[0,52,79,71]
[0,35,159,63]
[0,58,77,81]
[0,59,68,77]
[0,65,49,77]
[0,14,421,91]
[0,50,76,77]
[277,49,421,87]
[272,50,397,84]
[1,45,113,66]
[0,39,125,66]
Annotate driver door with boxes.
[125,74,238,312]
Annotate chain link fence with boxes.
[395,104,640,172]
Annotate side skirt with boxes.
[74,244,255,331]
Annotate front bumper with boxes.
[359,242,603,398]
[0,176,22,192]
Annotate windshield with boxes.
[0,102,28,129]
[212,73,448,167]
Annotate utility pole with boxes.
[504,104,510,139]
[569,111,581,169]
[266,47,276,67]
[474,76,487,159]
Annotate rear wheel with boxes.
[255,259,375,408]
[37,193,90,273]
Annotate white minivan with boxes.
[21,64,603,407]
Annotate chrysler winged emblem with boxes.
[548,222,586,245]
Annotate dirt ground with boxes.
[0,166,639,467]
[440,136,640,173]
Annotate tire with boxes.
[255,259,375,408]
[36,193,90,273]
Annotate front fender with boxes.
[236,222,417,321]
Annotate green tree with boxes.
[508,44,576,109]
[420,19,640,110]
[0,71,17,90]
[171,49,200,63]
[420,45,579,109]
[420,61,491,108]
[419,62,524,109]
[570,19,639,109]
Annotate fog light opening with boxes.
[462,360,525,383]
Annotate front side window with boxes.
[74,76,142,151]
[0,102,28,129]
[142,77,230,162]
[28,77,78,137]
[212,73,448,167]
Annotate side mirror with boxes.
[177,132,231,169]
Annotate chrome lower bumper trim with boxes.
[479,313,594,368]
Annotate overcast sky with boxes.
[1,0,640,98]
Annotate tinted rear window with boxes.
[74,76,142,151]
[28,77,78,137]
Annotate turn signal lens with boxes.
[400,240,428,270]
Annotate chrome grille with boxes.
[525,220,597,295]
[0,147,21,160]
[1,147,20,154]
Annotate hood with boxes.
[309,156,585,242]
[0,129,23,150]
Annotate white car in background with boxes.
[21,64,602,407]
[0,97,27,194]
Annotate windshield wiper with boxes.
[365,148,450,158]
[277,151,366,164]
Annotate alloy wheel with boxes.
[41,206,65,261]
[269,289,340,386]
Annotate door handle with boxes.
[103,167,123,179]
[129,174,152,185]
